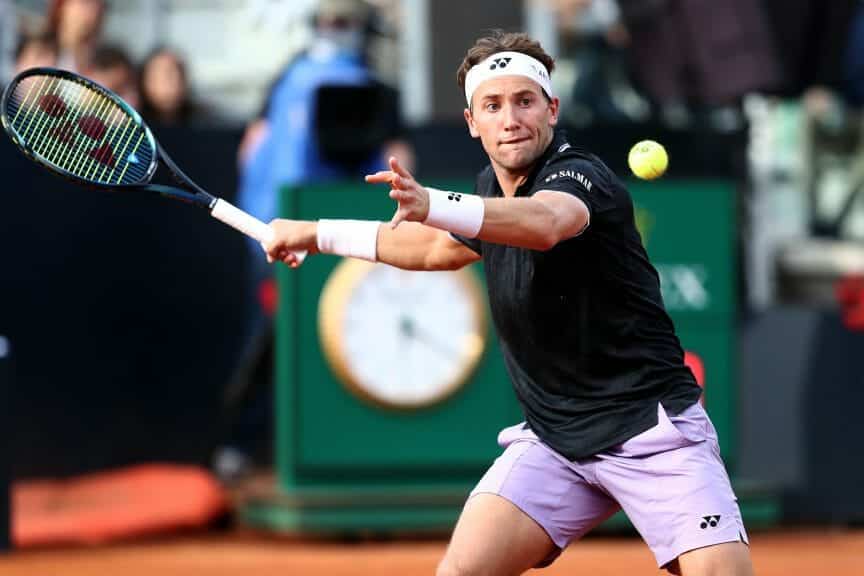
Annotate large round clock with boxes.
[318,259,487,410]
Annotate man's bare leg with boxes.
[436,493,557,576]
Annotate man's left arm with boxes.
[476,191,589,251]
[375,156,590,252]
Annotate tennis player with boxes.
[265,30,753,576]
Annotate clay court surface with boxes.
[0,529,860,575]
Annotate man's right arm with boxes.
[376,221,480,271]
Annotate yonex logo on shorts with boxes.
[700,515,721,529]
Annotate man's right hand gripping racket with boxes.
[1,67,305,265]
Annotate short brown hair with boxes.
[456,30,555,92]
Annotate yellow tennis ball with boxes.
[628,140,668,180]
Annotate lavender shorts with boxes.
[469,402,748,569]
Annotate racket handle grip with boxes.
[210,199,307,264]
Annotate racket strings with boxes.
[11,77,136,181]
[38,79,102,173]
[5,74,154,185]
[13,76,99,167]
[51,83,109,174]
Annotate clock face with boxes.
[318,260,487,409]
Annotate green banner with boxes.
[630,180,737,463]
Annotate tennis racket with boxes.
[1,67,305,264]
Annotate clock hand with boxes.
[400,316,461,360]
[399,315,415,338]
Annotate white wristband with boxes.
[423,188,485,238]
[316,219,380,262]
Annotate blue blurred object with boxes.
[844,2,864,106]
[237,49,379,228]
[226,0,398,471]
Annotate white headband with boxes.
[464,51,553,107]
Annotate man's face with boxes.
[464,76,559,175]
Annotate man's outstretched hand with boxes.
[365,156,430,229]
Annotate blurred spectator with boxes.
[47,0,106,73]
[217,0,412,481]
[85,44,138,108]
[619,0,779,130]
[139,47,206,125]
[0,0,15,82]
[14,33,58,74]
[553,0,648,125]
[238,0,411,249]
[744,1,862,310]
[763,0,858,100]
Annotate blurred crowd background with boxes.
[4,0,864,310]
[2,0,864,551]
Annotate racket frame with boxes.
[0,67,221,208]
[2,67,298,254]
